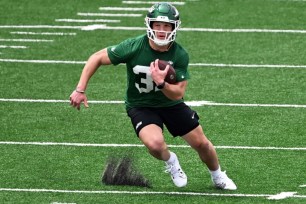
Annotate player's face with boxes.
[152,22,173,40]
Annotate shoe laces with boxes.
[165,164,174,173]
[214,171,228,180]
[165,164,185,178]
[213,171,237,190]
[213,171,228,187]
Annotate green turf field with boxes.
[0,0,305,203]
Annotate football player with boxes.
[70,2,237,190]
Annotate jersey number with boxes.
[133,65,158,93]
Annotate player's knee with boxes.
[146,139,166,153]
[192,139,211,151]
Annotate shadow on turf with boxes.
[101,155,152,188]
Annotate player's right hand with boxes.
[69,90,89,110]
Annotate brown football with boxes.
[157,60,176,84]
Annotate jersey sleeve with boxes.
[174,50,190,82]
[107,38,137,65]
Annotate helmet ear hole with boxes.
[170,23,174,31]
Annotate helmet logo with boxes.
[148,5,154,13]
[156,16,170,21]
[173,7,179,18]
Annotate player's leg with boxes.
[138,124,170,161]
[161,103,236,190]
[127,107,187,187]
[182,126,237,190]
[127,107,169,160]
[182,125,219,170]
[139,124,187,187]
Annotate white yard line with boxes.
[0,141,305,151]
[77,13,142,17]
[267,192,297,200]
[180,27,306,34]
[10,31,76,36]
[51,202,76,204]
[122,1,185,5]
[0,45,27,49]
[0,38,53,42]
[99,7,149,11]
[79,25,306,34]
[1,58,306,69]
[0,188,305,200]
[55,19,120,23]
[0,25,84,29]
[1,24,306,34]
[0,59,86,64]
[0,98,306,109]
[190,63,306,69]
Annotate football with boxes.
[157,60,176,84]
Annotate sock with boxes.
[166,152,177,165]
[210,166,222,178]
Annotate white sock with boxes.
[210,166,222,178]
[166,152,177,164]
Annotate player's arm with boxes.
[70,48,111,110]
[150,59,186,100]
[76,48,111,91]
[161,81,187,100]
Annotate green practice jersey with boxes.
[107,34,190,110]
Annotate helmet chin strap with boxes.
[153,39,169,46]
[149,38,174,52]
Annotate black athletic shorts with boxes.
[127,102,200,137]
